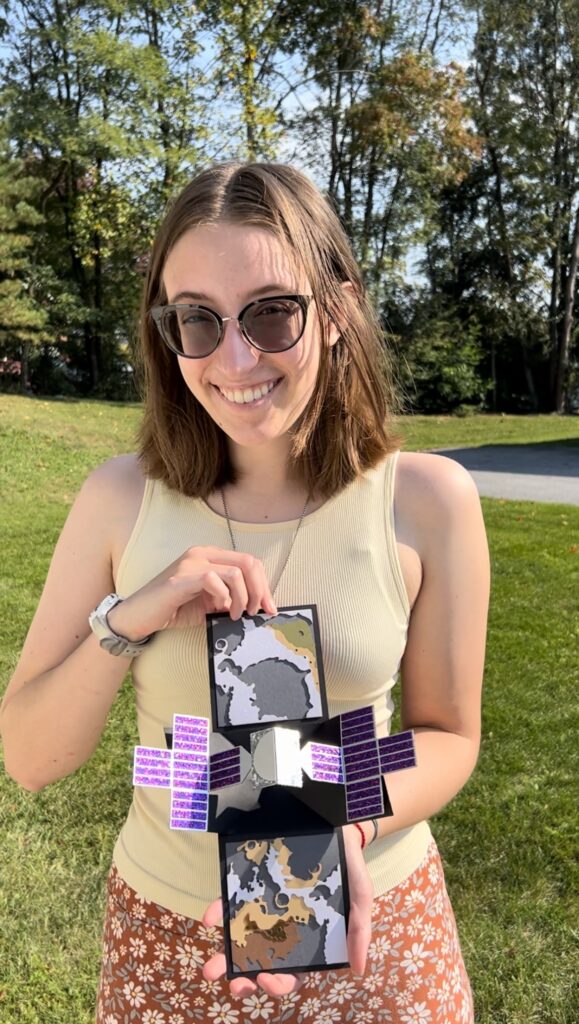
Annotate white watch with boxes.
[88,593,153,657]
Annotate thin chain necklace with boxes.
[220,486,310,599]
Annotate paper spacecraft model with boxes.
[132,605,416,978]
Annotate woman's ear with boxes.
[328,281,356,347]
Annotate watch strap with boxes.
[88,593,153,658]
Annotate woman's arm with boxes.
[372,452,490,841]
[0,456,277,792]
[0,458,143,790]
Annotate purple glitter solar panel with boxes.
[345,758,380,782]
[210,748,242,790]
[340,706,384,822]
[132,714,211,832]
[309,742,344,784]
[340,708,373,741]
[343,738,378,763]
[169,714,209,831]
[378,731,417,773]
[133,747,172,788]
[346,777,384,819]
[170,790,209,829]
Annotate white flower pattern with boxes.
[241,992,275,1019]
[96,841,474,1023]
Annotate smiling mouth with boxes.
[213,377,283,406]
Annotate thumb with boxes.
[203,898,224,927]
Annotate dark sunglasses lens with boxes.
[243,299,304,350]
[163,308,219,356]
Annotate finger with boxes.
[203,550,277,617]
[196,569,233,610]
[222,564,250,620]
[202,899,223,927]
[204,563,249,620]
[212,560,277,619]
[202,951,227,982]
[256,971,301,997]
[230,977,257,999]
[347,905,373,976]
[238,556,277,616]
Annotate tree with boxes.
[0,132,48,392]
[197,0,283,160]
[1,0,210,393]
[466,0,579,412]
[273,1,480,305]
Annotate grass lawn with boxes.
[0,395,578,1023]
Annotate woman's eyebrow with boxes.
[168,283,298,304]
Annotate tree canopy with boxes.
[0,0,577,412]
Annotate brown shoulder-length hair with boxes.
[137,161,403,499]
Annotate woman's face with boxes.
[161,221,339,454]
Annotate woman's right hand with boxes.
[107,547,278,642]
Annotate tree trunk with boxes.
[490,336,497,412]
[85,322,99,391]
[93,227,103,384]
[240,1,257,159]
[555,204,579,413]
[19,340,31,394]
[548,229,562,398]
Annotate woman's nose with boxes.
[215,318,260,374]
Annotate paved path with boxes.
[428,443,579,506]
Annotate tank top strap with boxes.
[382,450,410,622]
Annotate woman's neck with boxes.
[211,437,319,522]
[227,436,299,501]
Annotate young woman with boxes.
[1,162,490,1023]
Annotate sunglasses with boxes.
[150,294,313,359]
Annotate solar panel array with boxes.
[133,714,210,832]
[340,707,385,822]
[170,715,210,831]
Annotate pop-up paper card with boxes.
[132,605,417,979]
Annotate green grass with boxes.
[0,395,578,1023]
[397,411,579,450]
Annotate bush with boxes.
[392,312,489,413]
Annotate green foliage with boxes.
[274,2,480,300]
[458,0,579,411]
[392,300,489,413]
[197,0,283,160]
[0,0,210,395]
[0,1,577,411]
[0,134,49,358]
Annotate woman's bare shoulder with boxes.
[83,454,147,573]
[397,449,478,495]
[86,451,144,488]
[395,451,481,551]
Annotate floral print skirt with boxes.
[96,839,474,1024]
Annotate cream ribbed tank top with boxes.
[112,451,431,918]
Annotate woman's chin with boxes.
[221,425,292,451]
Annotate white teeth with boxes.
[219,379,278,404]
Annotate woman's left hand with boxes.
[201,823,373,999]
